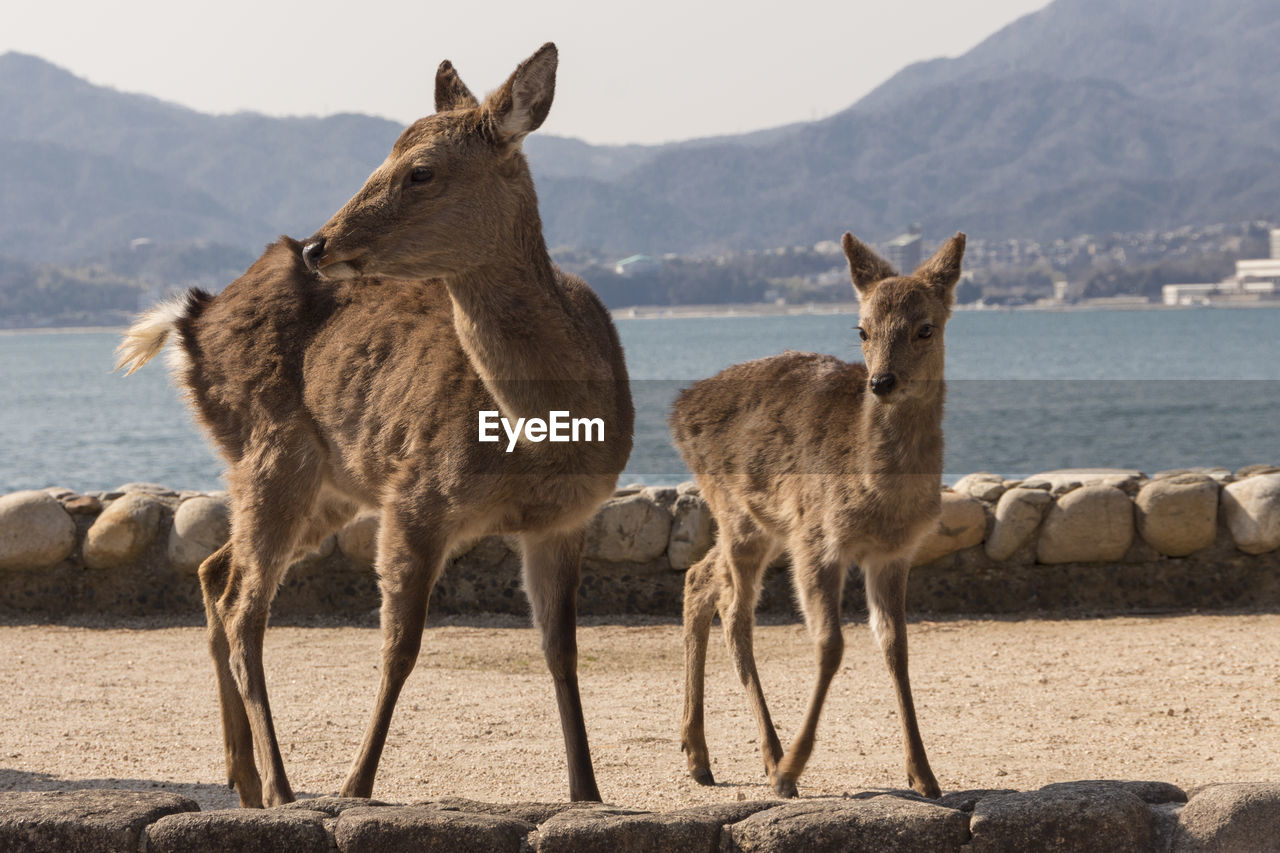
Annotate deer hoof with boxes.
[691,767,716,786]
[771,772,798,798]
[911,775,941,799]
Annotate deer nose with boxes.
[301,238,326,271]
[869,373,897,396]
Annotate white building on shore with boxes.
[1162,229,1280,305]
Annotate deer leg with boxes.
[774,555,846,797]
[864,558,939,798]
[198,542,262,808]
[718,535,786,790]
[219,439,327,807]
[342,511,445,799]
[681,542,722,786]
[521,528,600,802]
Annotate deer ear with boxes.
[913,232,967,300]
[483,42,557,146]
[435,59,479,112]
[842,232,897,298]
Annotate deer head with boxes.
[301,43,559,280]
[845,231,966,402]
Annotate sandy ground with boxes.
[1,613,1277,811]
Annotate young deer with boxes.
[116,44,633,807]
[671,231,965,799]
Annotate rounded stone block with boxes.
[145,808,330,853]
[1036,484,1133,564]
[83,492,165,569]
[0,790,198,853]
[953,472,1007,502]
[167,495,231,571]
[914,492,987,566]
[585,494,672,564]
[1221,472,1280,555]
[970,785,1155,852]
[668,494,714,570]
[985,487,1053,562]
[1173,783,1280,853]
[0,490,77,571]
[1134,474,1219,557]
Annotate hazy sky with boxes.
[5,0,1049,146]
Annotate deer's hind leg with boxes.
[715,522,785,789]
[204,434,329,807]
[772,542,846,797]
[681,541,723,785]
[864,556,939,798]
[199,542,260,806]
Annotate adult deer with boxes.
[116,44,633,807]
[672,231,965,798]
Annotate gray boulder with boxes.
[1172,782,1280,852]
[337,511,382,566]
[145,808,331,852]
[1221,473,1280,555]
[985,487,1053,562]
[1134,474,1219,557]
[0,490,77,571]
[1037,484,1134,564]
[953,472,1008,502]
[534,802,772,853]
[914,492,987,565]
[668,494,714,570]
[167,496,231,571]
[1235,463,1280,480]
[335,804,533,853]
[968,783,1155,852]
[0,789,197,853]
[1154,467,1234,484]
[83,492,166,569]
[722,795,970,853]
[585,494,672,564]
[1028,468,1146,496]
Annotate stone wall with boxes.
[1,465,1278,619]
[3,781,1279,852]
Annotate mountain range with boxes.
[1,0,1277,264]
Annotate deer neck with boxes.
[444,238,602,424]
[860,382,946,481]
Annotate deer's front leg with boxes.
[521,528,600,802]
[864,558,939,798]
[343,514,444,799]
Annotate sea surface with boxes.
[1,307,1277,493]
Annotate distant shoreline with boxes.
[2,299,1278,334]
[611,300,1280,320]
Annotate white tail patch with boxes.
[115,296,189,376]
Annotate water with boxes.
[1,308,1277,493]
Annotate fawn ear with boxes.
[483,42,557,146]
[435,59,479,112]
[913,232,967,301]
[842,232,898,298]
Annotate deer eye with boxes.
[409,166,434,184]
[856,327,869,342]
[917,324,935,340]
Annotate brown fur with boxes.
[117,43,632,807]
[671,231,965,798]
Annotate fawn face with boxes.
[302,44,558,281]
[846,232,966,403]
